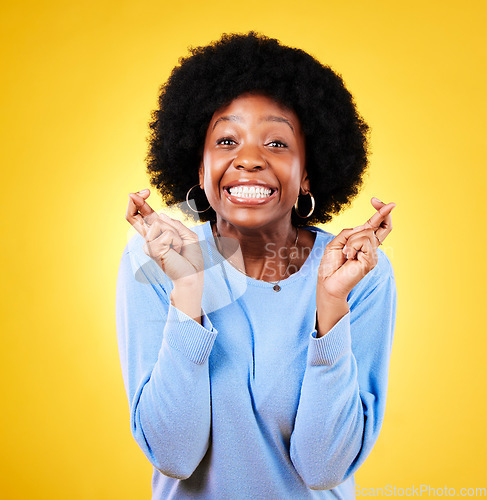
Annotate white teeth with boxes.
[228,186,272,198]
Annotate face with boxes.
[199,93,309,231]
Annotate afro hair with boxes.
[146,31,370,227]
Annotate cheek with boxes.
[280,159,304,186]
[201,154,225,196]
[203,148,224,171]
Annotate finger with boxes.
[351,223,366,232]
[157,229,184,255]
[144,223,183,259]
[331,236,378,291]
[319,229,353,281]
[126,190,154,227]
[343,229,378,260]
[344,236,378,271]
[326,227,364,251]
[148,220,184,253]
[371,198,394,244]
[126,196,149,237]
[372,231,385,247]
[143,222,163,259]
[128,192,158,227]
[336,199,395,246]
[155,212,201,243]
[129,192,157,226]
[363,200,396,231]
[371,201,393,244]
[370,196,385,209]
[137,188,150,199]
[355,236,378,267]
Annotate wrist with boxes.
[316,286,349,306]
[172,273,204,290]
[170,282,203,325]
[315,294,349,338]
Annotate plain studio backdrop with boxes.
[1,0,485,498]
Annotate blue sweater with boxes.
[116,221,397,499]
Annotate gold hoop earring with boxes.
[186,184,211,213]
[294,191,315,218]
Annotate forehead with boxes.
[209,93,301,129]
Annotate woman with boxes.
[116,32,397,499]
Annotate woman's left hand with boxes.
[317,197,395,301]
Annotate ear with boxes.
[300,170,310,194]
[198,162,204,188]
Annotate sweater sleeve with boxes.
[115,241,218,480]
[289,248,397,490]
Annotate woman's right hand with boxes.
[126,189,205,286]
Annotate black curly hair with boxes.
[146,31,369,227]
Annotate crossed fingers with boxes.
[126,189,159,236]
[126,191,172,258]
[341,200,395,261]
[350,200,395,244]
[126,189,201,258]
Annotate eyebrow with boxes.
[212,115,240,130]
[262,115,294,133]
[212,114,295,134]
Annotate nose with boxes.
[233,145,266,170]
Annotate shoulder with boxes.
[360,247,395,287]
[302,225,335,253]
[348,247,396,309]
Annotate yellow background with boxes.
[1,0,486,497]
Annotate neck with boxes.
[212,217,299,281]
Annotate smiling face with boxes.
[199,93,309,232]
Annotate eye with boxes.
[216,137,237,146]
[267,140,287,148]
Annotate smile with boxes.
[229,185,272,197]
[224,185,278,205]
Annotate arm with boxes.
[116,243,218,479]
[290,249,397,490]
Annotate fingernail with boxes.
[138,189,149,195]
[373,197,383,203]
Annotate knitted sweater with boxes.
[116,221,397,499]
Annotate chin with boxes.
[219,210,286,231]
